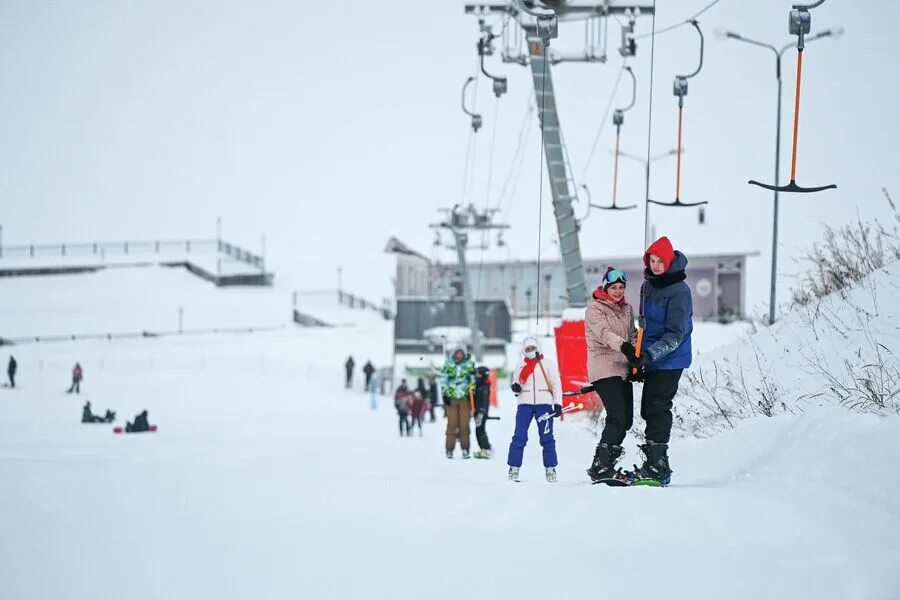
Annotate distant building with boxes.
[387,237,755,321]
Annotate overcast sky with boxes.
[2,0,898,316]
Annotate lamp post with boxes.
[716,26,843,324]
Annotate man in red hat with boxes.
[619,236,694,485]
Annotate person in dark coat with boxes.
[344,356,355,389]
[81,401,114,423]
[362,361,375,391]
[67,363,83,394]
[7,355,17,388]
[620,236,694,484]
[427,375,438,422]
[126,410,150,433]
[473,366,493,458]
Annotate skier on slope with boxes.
[507,337,562,482]
[472,366,493,459]
[584,267,639,483]
[440,343,475,459]
[67,362,83,394]
[619,236,694,485]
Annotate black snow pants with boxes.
[398,410,410,436]
[474,409,491,450]
[593,376,634,446]
[641,369,683,444]
[7,373,14,388]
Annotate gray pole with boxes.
[452,229,483,361]
[770,54,783,325]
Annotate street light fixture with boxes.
[718,26,842,325]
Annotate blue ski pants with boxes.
[507,404,558,468]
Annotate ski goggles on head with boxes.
[603,269,627,286]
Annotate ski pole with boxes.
[562,385,595,397]
[537,403,583,423]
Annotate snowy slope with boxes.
[1,324,898,599]
[0,266,290,338]
[675,262,900,436]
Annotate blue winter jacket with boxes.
[640,251,693,371]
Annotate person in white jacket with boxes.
[506,336,563,482]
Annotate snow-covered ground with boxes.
[1,315,898,599]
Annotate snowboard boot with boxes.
[446,450,453,459]
[545,467,558,483]
[629,441,672,485]
[508,466,520,481]
[586,443,624,482]
[462,449,471,459]
[473,448,493,459]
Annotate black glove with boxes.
[620,342,636,358]
[552,404,563,418]
[627,354,651,369]
[511,382,522,394]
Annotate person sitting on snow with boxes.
[507,337,562,483]
[82,401,114,424]
[126,410,150,433]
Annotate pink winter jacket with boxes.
[585,293,638,382]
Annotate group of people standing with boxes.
[344,356,376,391]
[4,356,84,394]
[438,345,493,460]
[392,377,436,436]
[502,236,694,486]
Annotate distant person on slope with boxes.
[427,375,438,422]
[6,355,16,388]
[619,236,694,485]
[584,268,638,483]
[394,379,413,437]
[440,344,475,459]
[472,366,493,459]
[410,390,428,437]
[362,361,375,391]
[82,401,114,423]
[126,410,151,433]
[67,362,83,394]
[507,337,562,482]
[345,356,355,389]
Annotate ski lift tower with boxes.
[431,204,509,361]
[464,1,655,307]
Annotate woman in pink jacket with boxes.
[584,268,638,482]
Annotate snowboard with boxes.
[113,425,158,434]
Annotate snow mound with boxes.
[675,261,900,437]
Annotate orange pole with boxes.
[790,49,803,182]
[632,327,645,377]
[612,127,621,205]
[675,105,684,200]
